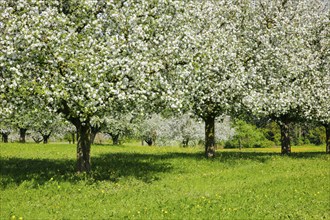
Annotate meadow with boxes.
[0,142,329,219]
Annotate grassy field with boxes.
[0,143,329,219]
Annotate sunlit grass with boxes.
[1,143,329,219]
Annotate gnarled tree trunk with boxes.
[182,137,189,147]
[19,128,27,143]
[2,132,9,143]
[40,131,52,144]
[279,121,291,154]
[205,115,216,158]
[58,100,91,172]
[42,134,51,144]
[111,133,119,145]
[75,122,92,173]
[145,137,153,146]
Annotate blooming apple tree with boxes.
[0,0,184,172]
[168,0,250,157]
[242,0,329,154]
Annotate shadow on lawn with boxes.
[0,153,173,188]
[0,151,326,188]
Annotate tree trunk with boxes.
[71,132,76,144]
[325,124,329,154]
[76,122,92,173]
[182,137,189,147]
[111,134,119,145]
[58,100,91,172]
[39,131,52,144]
[42,134,51,144]
[279,121,291,154]
[145,138,153,146]
[43,136,48,144]
[205,115,216,158]
[19,128,27,143]
[2,132,9,143]
[90,125,100,145]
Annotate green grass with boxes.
[0,143,329,219]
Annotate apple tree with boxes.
[168,0,251,157]
[1,0,184,172]
[242,0,328,154]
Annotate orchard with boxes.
[1,0,329,173]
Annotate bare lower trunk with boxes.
[325,124,329,154]
[182,137,189,147]
[19,128,27,143]
[71,132,76,144]
[205,115,216,158]
[145,138,153,146]
[279,121,291,154]
[58,100,91,172]
[2,132,9,143]
[111,134,119,145]
[43,135,50,144]
[76,122,92,173]
[41,132,51,144]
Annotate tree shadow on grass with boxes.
[0,154,173,188]
[90,153,173,183]
[0,151,327,188]
[0,157,75,188]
